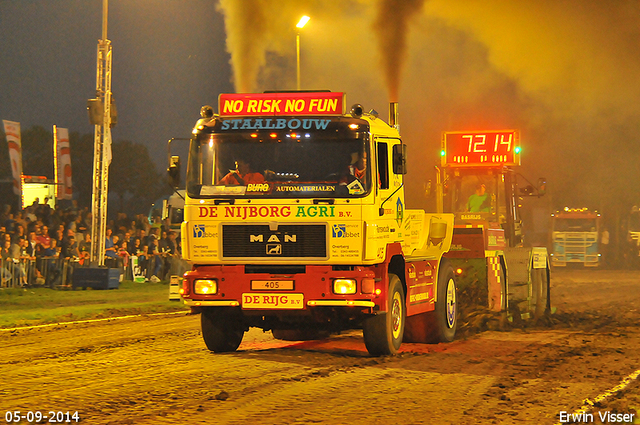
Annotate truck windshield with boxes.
[446,171,498,215]
[186,117,371,198]
[554,218,597,232]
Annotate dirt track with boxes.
[1,269,639,424]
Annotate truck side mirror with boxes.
[521,185,534,196]
[162,199,169,220]
[168,155,181,188]
[537,178,547,196]
[393,144,407,175]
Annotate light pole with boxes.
[296,15,310,91]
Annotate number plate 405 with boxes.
[250,280,294,290]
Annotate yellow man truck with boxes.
[172,92,457,356]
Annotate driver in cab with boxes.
[467,183,490,212]
[220,157,265,185]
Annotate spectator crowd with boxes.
[1,198,182,288]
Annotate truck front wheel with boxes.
[363,274,405,356]
[201,308,245,353]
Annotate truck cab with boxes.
[551,208,600,267]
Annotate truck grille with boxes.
[222,224,327,258]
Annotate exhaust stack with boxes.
[389,102,399,131]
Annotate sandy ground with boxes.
[0,268,639,424]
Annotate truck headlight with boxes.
[194,279,217,295]
[333,278,356,295]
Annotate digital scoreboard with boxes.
[442,130,521,167]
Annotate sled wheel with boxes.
[363,274,405,356]
[532,266,549,318]
[434,261,457,343]
[201,308,245,353]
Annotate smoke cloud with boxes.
[216,0,640,220]
[217,0,269,93]
[373,0,425,102]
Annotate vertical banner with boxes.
[2,120,23,196]
[53,126,73,200]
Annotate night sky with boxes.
[2,0,640,219]
[0,0,232,168]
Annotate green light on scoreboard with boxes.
[440,149,446,157]
[515,146,521,154]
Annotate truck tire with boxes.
[363,274,405,356]
[201,308,245,353]
[433,261,457,343]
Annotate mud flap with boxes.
[487,256,503,312]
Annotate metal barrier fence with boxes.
[1,257,79,289]
[1,254,187,289]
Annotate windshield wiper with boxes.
[313,199,335,205]
[214,198,236,205]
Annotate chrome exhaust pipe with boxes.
[389,102,399,131]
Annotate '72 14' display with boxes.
[442,130,521,167]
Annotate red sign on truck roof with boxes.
[218,92,345,117]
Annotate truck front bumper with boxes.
[181,264,381,313]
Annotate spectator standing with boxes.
[41,238,61,287]
[163,230,179,279]
[78,233,91,265]
[19,237,37,285]
[147,235,162,280]
[62,235,79,259]
[158,230,170,279]
[26,232,40,258]
[74,215,88,239]
[53,227,64,248]
[129,237,142,256]
[12,224,26,243]
[9,238,28,286]
[139,229,149,247]
[118,240,131,279]
[38,225,52,250]
[1,239,14,284]
[104,229,116,258]
[60,229,75,259]
[138,244,149,279]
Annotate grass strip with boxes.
[0,280,189,328]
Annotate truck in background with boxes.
[170,91,460,356]
[149,189,188,298]
[437,130,550,320]
[550,208,600,267]
[149,189,185,236]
